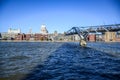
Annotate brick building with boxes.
[34,34,42,40]
[15,33,48,41]
[88,34,96,42]
[26,34,31,40]
[15,33,26,40]
[34,34,48,41]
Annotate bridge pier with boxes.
[80,39,87,47]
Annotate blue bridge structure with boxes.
[65,24,120,47]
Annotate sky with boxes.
[0,0,120,33]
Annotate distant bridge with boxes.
[65,24,120,47]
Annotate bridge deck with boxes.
[65,24,120,36]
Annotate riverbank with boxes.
[0,40,78,42]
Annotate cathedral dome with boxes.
[40,24,48,34]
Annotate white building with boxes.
[8,28,21,34]
[40,24,48,34]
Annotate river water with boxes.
[0,42,120,80]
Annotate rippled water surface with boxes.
[0,42,120,80]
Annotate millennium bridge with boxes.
[65,24,120,47]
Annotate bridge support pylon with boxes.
[80,39,87,47]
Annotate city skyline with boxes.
[0,0,120,33]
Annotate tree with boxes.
[40,37,44,41]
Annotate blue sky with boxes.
[0,0,120,33]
